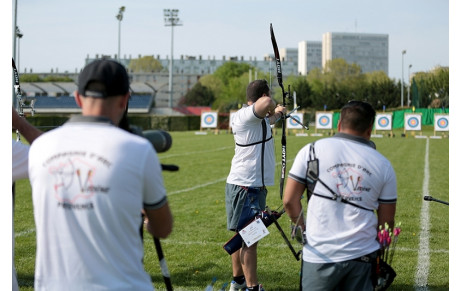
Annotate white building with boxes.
[298,41,322,75]
[322,32,389,74]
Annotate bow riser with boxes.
[270,24,288,200]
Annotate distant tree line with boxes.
[179,58,449,112]
[19,74,74,82]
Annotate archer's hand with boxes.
[291,225,306,245]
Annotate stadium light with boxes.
[16,26,23,72]
[401,50,406,108]
[116,6,125,62]
[164,9,182,108]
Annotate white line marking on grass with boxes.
[415,138,431,290]
[15,228,35,237]
[160,146,233,159]
[166,158,295,196]
[168,177,227,196]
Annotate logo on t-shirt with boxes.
[44,152,111,209]
[331,167,371,198]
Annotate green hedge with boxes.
[24,114,201,132]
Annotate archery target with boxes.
[404,113,422,131]
[316,112,333,129]
[287,113,303,129]
[201,111,218,128]
[375,113,392,130]
[434,114,449,131]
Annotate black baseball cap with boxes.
[78,59,129,98]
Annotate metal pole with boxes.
[407,64,412,106]
[116,6,125,63]
[407,64,412,107]
[401,50,406,108]
[169,25,174,108]
[164,9,181,108]
[13,0,18,107]
[16,27,23,73]
[118,20,121,62]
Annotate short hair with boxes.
[246,80,270,103]
[339,101,376,133]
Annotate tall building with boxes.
[280,48,298,63]
[298,41,322,75]
[322,32,389,74]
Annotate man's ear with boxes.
[74,91,83,108]
[119,93,130,110]
[365,125,373,138]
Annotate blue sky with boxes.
[11,0,449,80]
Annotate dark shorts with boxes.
[225,183,267,231]
[301,252,378,291]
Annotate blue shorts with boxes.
[225,183,267,231]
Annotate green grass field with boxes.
[13,127,449,290]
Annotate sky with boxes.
[9,0,450,81]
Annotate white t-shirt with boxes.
[28,116,167,291]
[12,140,30,182]
[288,133,397,263]
[226,105,275,187]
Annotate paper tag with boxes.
[239,218,270,247]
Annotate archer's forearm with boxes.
[12,107,43,144]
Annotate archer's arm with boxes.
[145,203,173,239]
[12,107,42,144]
[253,97,286,124]
[283,177,306,230]
[377,203,396,231]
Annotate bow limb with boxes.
[270,24,287,200]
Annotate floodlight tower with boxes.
[164,9,182,108]
[16,26,23,72]
[116,6,125,62]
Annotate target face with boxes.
[404,114,422,131]
[434,115,449,131]
[316,112,332,129]
[201,112,218,128]
[407,117,419,128]
[287,113,303,129]
[375,114,392,130]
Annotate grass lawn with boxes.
[13,127,449,290]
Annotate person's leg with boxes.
[226,184,249,290]
[232,249,244,277]
[240,242,258,287]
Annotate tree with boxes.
[411,67,449,108]
[363,71,400,109]
[128,56,163,73]
[179,82,215,106]
[198,74,223,99]
[286,76,312,110]
[18,74,42,82]
[213,74,249,111]
[213,62,252,85]
[42,75,74,82]
[306,59,366,109]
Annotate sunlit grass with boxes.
[14,128,449,290]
